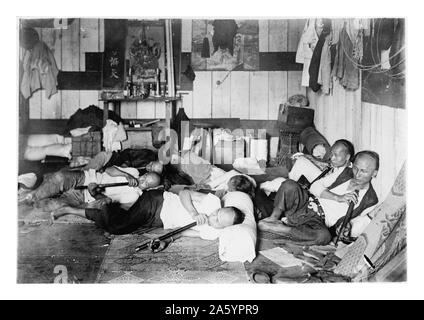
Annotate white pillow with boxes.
[219,191,257,263]
[26,134,65,147]
[24,143,72,161]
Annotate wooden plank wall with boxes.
[28,18,306,121]
[307,82,406,201]
[178,19,306,121]
[27,19,103,120]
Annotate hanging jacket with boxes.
[21,40,59,99]
[332,26,360,91]
[309,19,331,92]
[317,34,333,94]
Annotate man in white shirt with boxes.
[255,139,354,219]
[258,151,379,245]
[18,166,161,210]
[51,189,247,238]
[289,139,355,184]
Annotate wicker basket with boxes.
[71,132,102,157]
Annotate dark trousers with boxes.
[271,179,331,245]
[85,189,165,235]
[254,189,276,220]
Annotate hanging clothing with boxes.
[317,34,333,94]
[309,19,331,92]
[296,19,319,87]
[332,26,360,91]
[20,40,59,99]
[346,19,364,63]
[331,19,344,45]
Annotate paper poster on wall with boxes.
[191,19,259,71]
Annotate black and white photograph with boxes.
[3,0,422,302]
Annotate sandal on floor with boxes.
[250,271,272,284]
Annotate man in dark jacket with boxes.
[258,151,379,245]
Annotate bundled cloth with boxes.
[64,105,123,135]
[299,127,331,161]
[22,134,72,161]
[102,120,127,152]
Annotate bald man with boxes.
[19,165,161,211]
[258,151,379,245]
[51,189,246,237]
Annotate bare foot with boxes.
[258,218,288,234]
[51,206,73,220]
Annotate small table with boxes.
[100,96,180,129]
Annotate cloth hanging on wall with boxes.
[296,19,319,87]
[20,40,59,99]
[332,25,360,91]
[308,19,331,92]
[317,33,333,94]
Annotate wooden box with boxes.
[72,132,102,157]
[278,104,315,130]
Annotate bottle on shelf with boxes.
[126,66,133,97]
[155,68,161,96]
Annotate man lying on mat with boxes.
[51,187,246,239]
[18,165,161,211]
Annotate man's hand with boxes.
[87,183,105,197]
[336,192,358,204]
[126,175,139,187]
[194,213,208,225]
[336,221,352,238]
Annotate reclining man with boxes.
[18,165,161,211]
[256,139,355,219]
[258,150,379,245]
[51,188,246,240]
[83,149,194,190]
